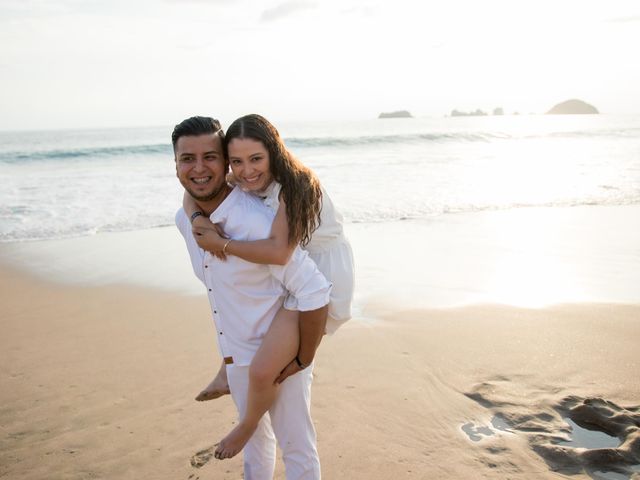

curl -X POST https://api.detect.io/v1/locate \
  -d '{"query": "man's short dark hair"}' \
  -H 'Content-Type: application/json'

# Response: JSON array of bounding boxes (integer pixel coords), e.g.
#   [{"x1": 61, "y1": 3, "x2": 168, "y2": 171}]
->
[{"x1": 171, "y1": 116, "x2": 225, "y2": 154}]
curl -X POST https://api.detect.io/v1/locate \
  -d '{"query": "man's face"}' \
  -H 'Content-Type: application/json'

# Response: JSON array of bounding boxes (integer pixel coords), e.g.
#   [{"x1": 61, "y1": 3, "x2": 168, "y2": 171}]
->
[{"x1": 175, "y1": 133, "x2": 228, "y2": 202}]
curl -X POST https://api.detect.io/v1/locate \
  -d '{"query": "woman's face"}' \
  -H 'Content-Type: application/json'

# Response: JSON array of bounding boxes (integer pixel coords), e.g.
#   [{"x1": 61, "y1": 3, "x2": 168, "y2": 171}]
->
[{"x1": 227, "y1": 137, "x2": 273, "y2": 192}]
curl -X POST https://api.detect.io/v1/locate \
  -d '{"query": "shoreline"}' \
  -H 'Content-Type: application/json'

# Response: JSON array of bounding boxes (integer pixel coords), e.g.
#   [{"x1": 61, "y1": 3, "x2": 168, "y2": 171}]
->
[
  {"x1": 1, "y1": 203, "x2": 640, "y2": 310},
  {"x1": 2, "y1": 263, "x2": 639, "y2": 479},
  {"x1": 2, "y1": 202, "x2": 639, "y2": 478}
]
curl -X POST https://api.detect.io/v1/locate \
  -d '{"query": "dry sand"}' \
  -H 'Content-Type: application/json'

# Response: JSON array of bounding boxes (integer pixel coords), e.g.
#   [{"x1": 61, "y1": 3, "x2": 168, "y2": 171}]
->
[{"x1": 1, "y1": 264, "x2": 639, "y2": 479}]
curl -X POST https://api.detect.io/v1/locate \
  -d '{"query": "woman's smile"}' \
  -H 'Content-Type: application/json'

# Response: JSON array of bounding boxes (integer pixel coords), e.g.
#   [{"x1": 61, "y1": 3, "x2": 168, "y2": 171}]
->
[{"x1": 228, "y1": 137, "x2": 273, "y2": 192}]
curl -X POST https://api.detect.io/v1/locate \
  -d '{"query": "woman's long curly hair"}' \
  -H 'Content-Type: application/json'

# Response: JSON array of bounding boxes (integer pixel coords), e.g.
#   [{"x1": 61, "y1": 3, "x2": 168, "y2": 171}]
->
[{"x1": 224, "y1": 114, "x2": 322, "y2": 247}]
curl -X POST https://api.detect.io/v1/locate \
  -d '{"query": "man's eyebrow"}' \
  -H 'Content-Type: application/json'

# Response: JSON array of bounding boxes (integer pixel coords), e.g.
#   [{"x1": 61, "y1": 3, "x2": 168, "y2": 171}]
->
[{"x1": 178, "y1": 150, "x2": 220, "y2": 158}]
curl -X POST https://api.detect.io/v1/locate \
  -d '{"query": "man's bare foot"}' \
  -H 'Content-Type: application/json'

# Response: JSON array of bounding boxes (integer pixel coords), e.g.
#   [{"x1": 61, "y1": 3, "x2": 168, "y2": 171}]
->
[
  {"x1": 214, "y1": 421, "x2": 258, "y2": 460},
  {"x1": 195, "y1": 367, "x2": 230, "y2": 401}
]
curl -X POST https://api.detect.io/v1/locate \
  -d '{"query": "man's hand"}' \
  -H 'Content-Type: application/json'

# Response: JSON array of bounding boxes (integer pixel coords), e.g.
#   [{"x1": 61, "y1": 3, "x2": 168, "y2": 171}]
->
[{"x1": 275, "y1": 359, "x2": 304, "y2": 384}]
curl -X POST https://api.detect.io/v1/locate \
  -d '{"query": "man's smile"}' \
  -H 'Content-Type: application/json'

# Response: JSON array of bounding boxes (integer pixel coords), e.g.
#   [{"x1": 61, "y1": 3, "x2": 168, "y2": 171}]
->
[{"x1": 192, "y1": 176, "x2": 212, "y2": 184}]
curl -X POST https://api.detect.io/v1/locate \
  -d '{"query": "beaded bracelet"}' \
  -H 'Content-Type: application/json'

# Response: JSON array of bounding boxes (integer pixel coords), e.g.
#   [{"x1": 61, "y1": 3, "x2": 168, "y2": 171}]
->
[{"x1": 190, "y1": 211, "x2": 204, "y2": 223}]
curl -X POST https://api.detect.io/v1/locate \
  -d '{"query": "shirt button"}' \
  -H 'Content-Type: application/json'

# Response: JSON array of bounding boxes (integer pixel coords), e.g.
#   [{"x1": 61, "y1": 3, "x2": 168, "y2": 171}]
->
[
  {"x1": 214, "y1": 310, "x2": 217, "y2": 314},
  {"x1": 205, "y1": 265, "x2": 208, "y2": 268},
  {"x1": 219, "y1": 331, "x2": 223, "y2": 335},
  {"x1": 208, "y1": 289, "x2": 212, "y2": 292}
]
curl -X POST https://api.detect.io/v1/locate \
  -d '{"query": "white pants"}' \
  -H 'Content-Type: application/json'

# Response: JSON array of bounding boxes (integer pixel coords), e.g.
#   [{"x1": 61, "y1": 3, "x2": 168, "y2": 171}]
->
[{"x1": 226, "y1": 364, "x2": 321, "y2": 480}]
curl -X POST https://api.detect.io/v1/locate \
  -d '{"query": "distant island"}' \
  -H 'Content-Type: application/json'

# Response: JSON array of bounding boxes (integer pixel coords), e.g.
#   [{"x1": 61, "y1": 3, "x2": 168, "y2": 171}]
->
[
  {"x1": 449, "y1": 107, "x2": 505, "y2": 117},
  {"x1": 378, "y1": 110, "x2": 413, "y2": 119},
  {"x1": 546, "y1": 99, "x2": 599, "y2": 115},
  {"x1": 451, "y1": 109, "x2": 487, "y2": 117}
]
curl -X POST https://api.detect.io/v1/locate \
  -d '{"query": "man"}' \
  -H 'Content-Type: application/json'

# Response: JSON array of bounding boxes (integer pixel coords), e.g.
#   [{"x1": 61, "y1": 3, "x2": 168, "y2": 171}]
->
[{"x1": 173, "y1": 116, "x2": 330, "y2": 480}]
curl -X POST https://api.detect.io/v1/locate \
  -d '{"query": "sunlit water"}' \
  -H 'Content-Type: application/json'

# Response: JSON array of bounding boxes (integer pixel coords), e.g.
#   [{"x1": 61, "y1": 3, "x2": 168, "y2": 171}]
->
[
  {"x1": 1, "y1": 115, "x2": 639, "y2": 242},
  {"x1": 1, "y1": 115, "x2": 639, "y2": 308}
]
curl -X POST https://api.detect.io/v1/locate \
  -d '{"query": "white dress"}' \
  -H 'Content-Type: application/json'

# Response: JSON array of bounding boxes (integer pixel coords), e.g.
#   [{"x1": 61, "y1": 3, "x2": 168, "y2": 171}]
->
[{"x1": 259, "y1": 181, "x2": 354, "y2": 334}]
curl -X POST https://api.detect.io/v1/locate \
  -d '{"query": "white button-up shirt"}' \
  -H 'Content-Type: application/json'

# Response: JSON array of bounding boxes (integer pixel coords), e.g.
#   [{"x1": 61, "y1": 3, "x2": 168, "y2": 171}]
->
[{"x1": 176, "y1": 186, "x2": 332, "y2": 367}]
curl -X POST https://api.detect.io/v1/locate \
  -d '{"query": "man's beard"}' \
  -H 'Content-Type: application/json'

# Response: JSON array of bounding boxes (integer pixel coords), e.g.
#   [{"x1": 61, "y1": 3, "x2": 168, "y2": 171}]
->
[{"x1": 184, "y1": 181, "x2": 229, "y2": 202}]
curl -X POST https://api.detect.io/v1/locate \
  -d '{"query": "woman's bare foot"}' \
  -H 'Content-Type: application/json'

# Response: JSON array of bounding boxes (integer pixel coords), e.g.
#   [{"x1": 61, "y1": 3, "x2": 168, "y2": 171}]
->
[
  {"x1": 214, "y1": 421, "x2": 258, "y2": 460},
  {"x1": 195, "y1": 366, "x2": 230, "y2": 401}
]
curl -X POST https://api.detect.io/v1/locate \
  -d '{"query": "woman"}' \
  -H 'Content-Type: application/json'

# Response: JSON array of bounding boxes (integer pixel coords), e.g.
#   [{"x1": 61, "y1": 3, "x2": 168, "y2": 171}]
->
[{"x1": 185, "y1": 114, "x2": 354, "y2": 459}]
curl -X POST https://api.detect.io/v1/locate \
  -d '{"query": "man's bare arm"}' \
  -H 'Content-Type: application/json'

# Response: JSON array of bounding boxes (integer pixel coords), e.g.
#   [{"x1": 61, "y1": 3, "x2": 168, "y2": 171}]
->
[{"x1": 275, "y1": 305, "x2": 328, "y2": 384}]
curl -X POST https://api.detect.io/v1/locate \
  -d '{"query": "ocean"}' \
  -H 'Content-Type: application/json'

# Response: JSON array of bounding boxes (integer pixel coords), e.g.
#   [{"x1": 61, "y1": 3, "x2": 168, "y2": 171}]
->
[{"x1": 2, "y1": 114, "x2": 639, "y2": 243}]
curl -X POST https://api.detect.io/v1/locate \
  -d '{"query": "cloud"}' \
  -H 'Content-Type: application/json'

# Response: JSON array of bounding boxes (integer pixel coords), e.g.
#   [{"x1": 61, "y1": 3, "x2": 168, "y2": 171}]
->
[
  {"x1": 0, "y1": 0, "x2": 132, "y2": 21},
  {"x1": 176, "y1": 40, "x2": 215, "y2": 50},
  {"x1": 340, "y1": 5, "x2": 376, "y2": 17},
  {"x1": 606, "y1": 15, "x2": 640, "y2": 23},
  {"x1": 260, "y1": 1, "x2": 316, "y2": 22},
  {"x1": 163, "y1": 0, "x2": 233, "y2": 3}
]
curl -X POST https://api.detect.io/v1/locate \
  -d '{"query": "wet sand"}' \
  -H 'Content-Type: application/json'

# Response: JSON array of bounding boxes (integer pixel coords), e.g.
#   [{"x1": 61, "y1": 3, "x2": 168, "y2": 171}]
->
[{"x1": 1, "y1": 261, "x2": 638, "y2": 479}]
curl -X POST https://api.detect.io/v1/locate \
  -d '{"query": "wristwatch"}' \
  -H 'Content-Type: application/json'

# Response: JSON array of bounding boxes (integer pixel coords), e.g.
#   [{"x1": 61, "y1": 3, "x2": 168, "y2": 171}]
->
[{"x1": 295, "y1": 356, "x2": 310, "y2": 369}]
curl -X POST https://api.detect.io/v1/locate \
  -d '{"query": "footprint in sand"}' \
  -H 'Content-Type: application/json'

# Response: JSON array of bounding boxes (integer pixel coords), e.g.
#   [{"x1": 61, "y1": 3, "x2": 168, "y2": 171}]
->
[
  {"x1": 461, "y1": 422, "x2": 495, "y2": 442},
  {"x1": 465, "y1": 380, "x2": 640, "y2": 480},
  {"x1": 190, "y1": 446, "x2": 216, "y2": 468},
  {"x1": 461, "y1": 415, "x2": 514, "y2": 442}
]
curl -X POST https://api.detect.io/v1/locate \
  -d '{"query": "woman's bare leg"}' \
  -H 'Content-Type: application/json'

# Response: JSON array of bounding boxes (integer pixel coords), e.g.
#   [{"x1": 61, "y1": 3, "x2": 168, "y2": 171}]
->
[
  {"x1": 214, "y1": 307, "x2": 299, "y2": 459},
  {"x1": 195, "y1": 362, "x2": 230, "y2": 401}
]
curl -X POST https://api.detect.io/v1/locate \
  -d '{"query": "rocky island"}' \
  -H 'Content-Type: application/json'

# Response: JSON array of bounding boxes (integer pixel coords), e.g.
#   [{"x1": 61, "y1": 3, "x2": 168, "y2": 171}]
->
[
  {"x1": 546, "y1": 99, "x2": 599, "y2": 114},
  {"x1": 450, "y1": 109, "x2": 487, "y2": 117},
  {"x1": 378, "y1": 110, "x2": 413, "y2": 119}
]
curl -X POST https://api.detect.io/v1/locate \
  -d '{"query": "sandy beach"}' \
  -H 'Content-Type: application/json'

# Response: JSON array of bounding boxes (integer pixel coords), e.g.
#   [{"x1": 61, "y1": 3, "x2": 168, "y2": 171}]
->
[
  {"x1": 3, "y1": 1, "x2": 640, "y2": 476},
  {"x1": 2, "y1": 240, "x2": 639, "y2": 479}
]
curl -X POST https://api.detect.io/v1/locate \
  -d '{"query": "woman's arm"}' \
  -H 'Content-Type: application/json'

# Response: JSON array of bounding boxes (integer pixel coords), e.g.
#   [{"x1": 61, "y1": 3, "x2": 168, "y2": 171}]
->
[
  {"x1": 184, "y1": 191, "x2": 229, "y2": 257},
  {"x1": 225, "y1": 200, "x2": 295, "y2": 266},
  {"x1": 184, "y1": 190, "x2": 296, "y2": 265}
]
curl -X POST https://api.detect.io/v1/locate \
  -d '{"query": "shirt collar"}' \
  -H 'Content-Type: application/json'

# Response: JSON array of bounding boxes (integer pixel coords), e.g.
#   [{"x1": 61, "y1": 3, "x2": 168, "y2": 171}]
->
[{"x1": 256, "y1": 181, "x2": 277, "y2": 200}]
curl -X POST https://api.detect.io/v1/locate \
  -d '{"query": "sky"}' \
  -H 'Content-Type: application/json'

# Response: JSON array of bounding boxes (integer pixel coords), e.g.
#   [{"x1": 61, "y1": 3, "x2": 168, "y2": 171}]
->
[{"x1": 1, "y1": 0, "x2": 639, "y2": 130}]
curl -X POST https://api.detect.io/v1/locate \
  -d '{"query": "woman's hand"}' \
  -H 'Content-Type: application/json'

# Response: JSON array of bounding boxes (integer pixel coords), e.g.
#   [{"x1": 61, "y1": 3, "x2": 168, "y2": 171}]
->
[
  {"x1": 191, "y1": 214, "x2": 214, "y2": 231},
  {"x1": 192, "y1": 222, "x2": 230, "y2": 260}
]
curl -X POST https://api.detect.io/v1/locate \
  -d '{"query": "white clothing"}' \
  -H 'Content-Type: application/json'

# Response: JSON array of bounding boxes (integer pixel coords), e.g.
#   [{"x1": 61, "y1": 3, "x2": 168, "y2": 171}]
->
[
  {"x1": 259, "y1": 181, "x2": 354, "y2": 334},
  {"x1": 176, "y1": 186, "x2": 329, "y2": 479},
  {"x1": 176, "y1": 187, "x2": 331, "y2": 366},
  {"x1": 227, "y1": 364, "x2": 320, "y2": 480}
]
